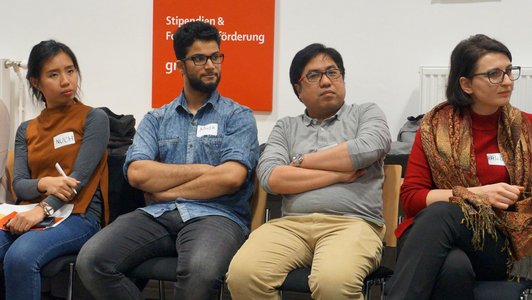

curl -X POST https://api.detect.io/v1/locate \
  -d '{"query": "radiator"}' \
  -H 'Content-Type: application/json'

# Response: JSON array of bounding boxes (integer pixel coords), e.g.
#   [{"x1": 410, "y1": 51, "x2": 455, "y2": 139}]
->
[
  {"x1": 0, "y1": 59, "x2": 30, "y2": 148},
  {"x1": 420, "y1": 66, "x2": 532, "y2": 113}
]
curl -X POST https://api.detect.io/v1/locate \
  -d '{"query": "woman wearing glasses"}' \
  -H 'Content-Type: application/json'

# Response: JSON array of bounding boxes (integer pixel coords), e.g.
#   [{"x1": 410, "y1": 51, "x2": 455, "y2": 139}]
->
[{"x1": 386, "y1": 34, "x2": 531, "y2": 300}]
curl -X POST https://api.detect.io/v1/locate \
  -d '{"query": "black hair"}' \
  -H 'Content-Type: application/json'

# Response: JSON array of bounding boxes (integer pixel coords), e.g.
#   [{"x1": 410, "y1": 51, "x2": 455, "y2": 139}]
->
[
  {"x1": 446, "y1": 34, "x2": 512, "y2": 108},
  {"x1": 173, "y1": 21, "x2": 221, "y2": 60},
  {"x1": 289, "y1": 43, "x2": 345, "y2": 97},
  {"x1": 26, "y1": 40, "x2": 81, "y2": 103}
]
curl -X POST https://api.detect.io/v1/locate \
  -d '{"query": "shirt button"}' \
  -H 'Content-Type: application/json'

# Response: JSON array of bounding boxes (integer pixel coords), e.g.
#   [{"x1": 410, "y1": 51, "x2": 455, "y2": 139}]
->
[
  {"x1": 188, "y1": 144, "x2": 192, "y2": 148},
  {"x1": 191, "y1": 121, "x2": 196, "y2": 125}
]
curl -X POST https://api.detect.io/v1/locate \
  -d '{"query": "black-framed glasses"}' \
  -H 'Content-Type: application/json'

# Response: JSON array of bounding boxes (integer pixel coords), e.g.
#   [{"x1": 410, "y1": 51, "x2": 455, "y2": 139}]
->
[
  {"x1": 182, "y1": 53, "x2": 224, "y2": 66},
  {"x1": 299, "y1": 68, "x2": 342, "y2": 84},
  {"x1": 471, "y1": 66, "x2": 521, "y2": 84}
]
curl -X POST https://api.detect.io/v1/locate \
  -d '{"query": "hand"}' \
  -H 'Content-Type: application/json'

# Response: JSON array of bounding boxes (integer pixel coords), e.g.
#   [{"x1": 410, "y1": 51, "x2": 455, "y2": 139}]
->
[
  {"x1": 38, "y1": 176, "x2": 79, "y2": 202},
  {"x1": 337, "y1": 168, "x2": 368, "y2": 183},
  {"x1": 144, "y1": 191, "x2": 175, "y2": 202},
  {"x1": 6, "y1": 207, "x2": 46, "y2": 235},
  {"x1": 469, "y1": 183, "x2": 523, "y2": 210}
]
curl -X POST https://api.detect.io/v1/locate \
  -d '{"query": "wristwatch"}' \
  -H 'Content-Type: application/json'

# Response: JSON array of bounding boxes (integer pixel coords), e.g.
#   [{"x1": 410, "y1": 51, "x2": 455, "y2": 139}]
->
[
  {"x1": 38, "y1": 201, "x2": 55, "y2": 217},
  {"x1": 291, "y1": 153, "x2": 304, "y2": 167}
]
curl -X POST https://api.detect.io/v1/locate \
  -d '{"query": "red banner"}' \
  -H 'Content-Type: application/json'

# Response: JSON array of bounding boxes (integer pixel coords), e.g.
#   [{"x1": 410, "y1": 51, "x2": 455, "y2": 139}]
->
[{"x1": 152, "y1": 0, "x2": 275, "y2": 111}]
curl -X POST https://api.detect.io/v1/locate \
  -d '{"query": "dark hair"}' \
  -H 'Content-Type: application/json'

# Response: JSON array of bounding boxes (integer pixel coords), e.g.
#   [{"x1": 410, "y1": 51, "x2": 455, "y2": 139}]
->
[
  {"x1": 26, "y1": 40, "x2": 81, "y2": 103},
  {"x1": 289, "y1": 43, "x2": 345, "y2": 97},
  {"x1": 446, "y1": 34, "x2": 512, "y2": 108},
  {"x1": 173, "y1": 21, "x2": 221, "y2": 60}
]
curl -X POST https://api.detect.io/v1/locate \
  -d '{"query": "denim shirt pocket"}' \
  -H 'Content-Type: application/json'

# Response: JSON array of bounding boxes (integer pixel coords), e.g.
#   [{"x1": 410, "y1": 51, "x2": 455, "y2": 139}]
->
[
  {"x1": 198, "y1": 136, "x2": 223, "y2": 165},
  {"x1": 158, "y1": 138, "x2": 181, "y2": 163}
]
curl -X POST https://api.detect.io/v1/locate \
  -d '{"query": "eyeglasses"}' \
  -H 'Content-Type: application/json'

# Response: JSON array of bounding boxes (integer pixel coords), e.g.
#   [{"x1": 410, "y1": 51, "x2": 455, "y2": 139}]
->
[
  {"x1": 182, "y1": 53, "x2": 224, "y2": 66},
  {"x1": 300, "y1": 68, "x2": 342, "y2": 84},
  {"x1": 471, "y1": 66, "x2": 521, "y2": 84}
]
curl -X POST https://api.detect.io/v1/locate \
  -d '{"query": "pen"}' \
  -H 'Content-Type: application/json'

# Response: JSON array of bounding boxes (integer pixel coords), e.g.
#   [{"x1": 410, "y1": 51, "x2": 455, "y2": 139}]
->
[{"x1": 55, "y1": 162, "x2": 77, "y2": 195}]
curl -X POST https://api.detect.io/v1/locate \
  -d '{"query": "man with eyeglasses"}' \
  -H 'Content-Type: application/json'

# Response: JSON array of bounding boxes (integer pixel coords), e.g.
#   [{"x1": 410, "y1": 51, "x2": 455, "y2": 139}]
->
[
  {"x1": 227, "y1": 43, "x2": 391, "y2": 300},
  {"x1": 77, "y1": 21, "x2": 259, "y2": 300}
]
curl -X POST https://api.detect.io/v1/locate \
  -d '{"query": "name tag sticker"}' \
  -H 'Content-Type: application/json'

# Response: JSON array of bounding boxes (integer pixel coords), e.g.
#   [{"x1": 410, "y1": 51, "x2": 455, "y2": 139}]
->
[
  {"x1": 53, "y1": 132, "x2": 75, "y2": 149},
  {"x1": 197, "y1": 123, "x2": 218, "y2": 137},
  {"x1": 487, "y1": 153, "x2": 505, "y2": 166}
]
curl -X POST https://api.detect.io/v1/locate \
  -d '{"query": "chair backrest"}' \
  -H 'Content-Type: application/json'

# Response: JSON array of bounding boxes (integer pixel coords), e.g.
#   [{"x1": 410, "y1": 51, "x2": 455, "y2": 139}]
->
[
  {"x1": 382, "y1": 164, "x2": 402, "y2": 248},
  {"x1": 107, "y1": 154, "x2": 146, "y2": 223},
  {"x1": 249, "y1": 175, "x2": 268, "y2": 232}
]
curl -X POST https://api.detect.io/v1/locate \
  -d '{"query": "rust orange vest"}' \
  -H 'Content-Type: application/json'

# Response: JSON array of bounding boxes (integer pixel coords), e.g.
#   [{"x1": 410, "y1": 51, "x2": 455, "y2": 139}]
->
[{"x1": 22, "y1": 101, "x2": 109, "y2": 225}]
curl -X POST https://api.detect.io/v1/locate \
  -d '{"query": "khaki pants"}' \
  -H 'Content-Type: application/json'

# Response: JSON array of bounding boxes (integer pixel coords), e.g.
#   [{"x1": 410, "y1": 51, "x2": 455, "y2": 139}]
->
[{"x1": 227, "y1": 213, "x2": 384, "y2": 300}]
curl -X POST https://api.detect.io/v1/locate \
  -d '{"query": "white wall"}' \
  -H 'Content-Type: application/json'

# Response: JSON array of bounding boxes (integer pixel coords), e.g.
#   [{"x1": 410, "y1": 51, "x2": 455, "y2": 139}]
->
[{"x1": 1, "y1": 0, "x2": 531, "y2": 143}]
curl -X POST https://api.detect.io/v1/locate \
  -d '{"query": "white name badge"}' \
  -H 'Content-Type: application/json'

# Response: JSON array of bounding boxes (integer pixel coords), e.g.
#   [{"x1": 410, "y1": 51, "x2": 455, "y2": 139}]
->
[
  {"x1": 197, "y1": 123, "x2": 218, "y2": 137},
  {"x1": 53, "y1": 132, "x2": 76, "y2": 149},
  {"x1": 487, "y1": 153, "x2": 505, "y2": 166}
]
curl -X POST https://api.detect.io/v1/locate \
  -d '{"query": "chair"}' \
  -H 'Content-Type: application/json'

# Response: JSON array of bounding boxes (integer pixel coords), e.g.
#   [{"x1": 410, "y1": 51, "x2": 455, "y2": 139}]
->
[
  {"x1": 127, "y1": 176, "x2": 268, "y2": 300},
  {"x1": 475, "y1": 279, "x2": 532, "y2": 300},
  {"x1": 41, "y1": 254, "x2": 78, "y2": 300},
  {"x1": 277, "y1": 164, "x2": 402, "y2": 300}
]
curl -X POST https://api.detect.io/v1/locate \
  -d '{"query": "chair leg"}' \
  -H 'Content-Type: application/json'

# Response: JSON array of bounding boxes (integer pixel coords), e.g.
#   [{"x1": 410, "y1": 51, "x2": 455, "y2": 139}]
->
[
  {"x1": 364, "y1": 280, "x2": 372, "y2": 300},
  {"x1": 521, "y1": 290, "x2": 529, "y2": 300},
  {"x1": 265, "y1": 208, "x2": 271, "y2": 222},
  {"x1": 219, "y1": 282, "x2": 224, "y2": 300},
  {"x1": 380, "y1": 281, "x2": 386, "y2": 300},
  {"x1": 158, "y1": 280, "x2": 166, "y2": 300},
  {"x1": 67, "y1": 262, "x2": 74, "y2": 300}
]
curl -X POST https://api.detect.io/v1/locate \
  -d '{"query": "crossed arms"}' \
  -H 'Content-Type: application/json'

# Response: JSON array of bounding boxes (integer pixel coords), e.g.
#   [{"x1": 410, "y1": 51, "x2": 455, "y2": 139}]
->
[
  {"x1": 260, "y1": 103, "x2": 391, "y2": 195},
  {"x1": 128, "y1": 160, "x2": 247, "y2": 201},
  {"x1": 267, "y1": 143, "x2": 367, "y2": 195},
  {"x1": 125, "y1": 105, "x2": 258, "y2": 202}
]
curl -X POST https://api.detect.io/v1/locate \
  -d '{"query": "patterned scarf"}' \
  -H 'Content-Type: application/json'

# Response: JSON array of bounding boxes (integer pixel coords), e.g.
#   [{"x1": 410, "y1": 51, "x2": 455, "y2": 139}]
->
[{"x1": 420, "y1": 102, "x2": 531, "y2": 260}]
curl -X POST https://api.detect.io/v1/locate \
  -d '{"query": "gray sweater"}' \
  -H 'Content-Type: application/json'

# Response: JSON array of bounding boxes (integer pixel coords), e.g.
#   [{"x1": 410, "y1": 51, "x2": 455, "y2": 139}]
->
[{"x1": 257, "y1": 102, "x2": 391, "y2": 225}]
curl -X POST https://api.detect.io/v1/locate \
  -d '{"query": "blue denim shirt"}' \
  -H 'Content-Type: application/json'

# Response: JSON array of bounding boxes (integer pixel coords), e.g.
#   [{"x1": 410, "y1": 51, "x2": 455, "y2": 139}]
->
[{"x1": 124, "y1": 90, "x2": 259, "y2": 235}]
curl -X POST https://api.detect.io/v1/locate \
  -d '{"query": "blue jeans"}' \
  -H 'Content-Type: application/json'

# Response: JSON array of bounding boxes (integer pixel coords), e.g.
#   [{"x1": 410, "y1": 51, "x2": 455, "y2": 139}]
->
[
  {"x1": 0, "y1": 214, "x2": 100, "y2": 300},
  {"x1": 76, "y1": 209, "x2": 246, "y2": 300}
]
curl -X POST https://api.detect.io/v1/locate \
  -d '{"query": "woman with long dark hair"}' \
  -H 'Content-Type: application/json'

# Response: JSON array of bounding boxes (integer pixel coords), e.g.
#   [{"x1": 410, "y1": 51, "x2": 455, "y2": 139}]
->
[{"x1": 2, "y1": 40, "x2": 109, "y2": 299}]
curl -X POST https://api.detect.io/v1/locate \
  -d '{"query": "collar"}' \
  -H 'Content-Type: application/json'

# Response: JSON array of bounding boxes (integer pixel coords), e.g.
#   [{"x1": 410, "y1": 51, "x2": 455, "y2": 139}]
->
[
  {"x1": 175, "y1": 90, "x2": 220, "y2": 114},
  {"x1": 468, "y1": 106, "x2": 501, "y2": 131},
  {"x1": 302, "y1": 103, "x2": 345, "y2": 126}
]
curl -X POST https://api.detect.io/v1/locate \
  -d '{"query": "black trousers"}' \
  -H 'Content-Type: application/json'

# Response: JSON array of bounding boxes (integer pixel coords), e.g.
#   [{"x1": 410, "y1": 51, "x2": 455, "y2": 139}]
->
[{"x1": 385, "y1": 202, "x2": 509, "y2": 300}]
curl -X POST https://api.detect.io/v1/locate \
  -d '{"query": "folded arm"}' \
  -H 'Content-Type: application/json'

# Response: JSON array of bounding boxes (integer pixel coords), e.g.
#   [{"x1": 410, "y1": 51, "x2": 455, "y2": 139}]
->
[
  {"x1": 296, "y1": 104, "x2": 391, "y2": 172},
  {"x1": 144, "y1": 161, "x2": 247, "y2": 201},
  {"x1": 296, "y1": 142, "x2": 353, "y2": 172},
  {"x1": 127, "y1": 160, "x2": 214, "y2": 193},
  {"x1": 267, "y1": 165, "x2": 366, "y2": 194}
]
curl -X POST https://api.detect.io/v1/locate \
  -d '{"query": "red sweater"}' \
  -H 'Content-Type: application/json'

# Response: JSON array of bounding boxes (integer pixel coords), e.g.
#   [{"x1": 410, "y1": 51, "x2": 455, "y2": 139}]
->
[{"x1": 395, "y1": 109, "x2": 532, "y2": 238}]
